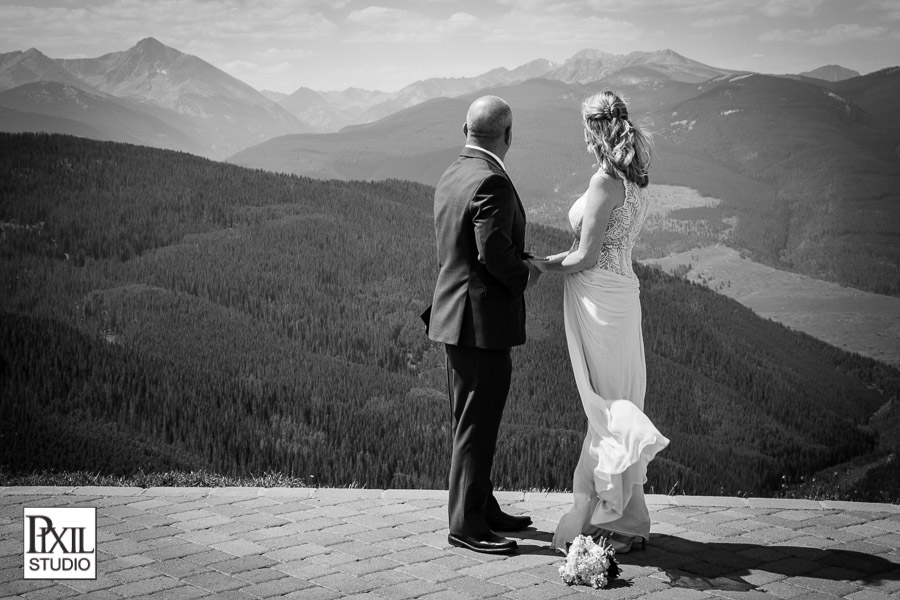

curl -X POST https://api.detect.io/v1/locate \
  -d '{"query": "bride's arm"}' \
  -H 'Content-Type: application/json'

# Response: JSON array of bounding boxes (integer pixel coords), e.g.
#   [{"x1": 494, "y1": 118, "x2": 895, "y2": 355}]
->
[
  {"x1": 533, "y1": 241, "x2": 576, "y2": 269},
  {"x1": 539, "y1": 172, "x2": 623, "y2": 274}
]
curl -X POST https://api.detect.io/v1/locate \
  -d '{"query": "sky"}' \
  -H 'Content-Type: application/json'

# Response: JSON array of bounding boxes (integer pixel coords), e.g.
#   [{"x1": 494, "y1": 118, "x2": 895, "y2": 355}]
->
[{"x1": 1, "y1": 0, "x2": 898, "y2": 93}]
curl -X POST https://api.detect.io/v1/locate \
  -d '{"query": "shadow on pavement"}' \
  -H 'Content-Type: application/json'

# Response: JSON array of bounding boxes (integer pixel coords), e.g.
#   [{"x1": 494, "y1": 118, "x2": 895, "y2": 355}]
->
[
  {"x1": 511, "y1": 527, "x2": 559, "y2": 556},
  {"x1": 623, "y1": 534, "x2": 899, "y2": 592}
]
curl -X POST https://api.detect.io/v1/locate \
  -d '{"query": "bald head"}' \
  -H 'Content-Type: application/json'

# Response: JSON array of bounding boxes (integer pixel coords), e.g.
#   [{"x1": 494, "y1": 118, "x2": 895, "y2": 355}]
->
[{"x1": 464, "y1": 95, "x2": 512, "y2": 157}]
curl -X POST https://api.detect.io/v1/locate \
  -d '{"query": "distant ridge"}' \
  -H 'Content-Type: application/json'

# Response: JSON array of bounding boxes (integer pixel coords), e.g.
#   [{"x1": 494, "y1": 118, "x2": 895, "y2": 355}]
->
[
  {"x1": 799, "y1": 64, "x2": 861, "y2": 82},
  {"x1": 0, "y1": 80, "x2": 208, "y2": 155},
  {"x1": 260, "y1": 89, "x2": 288, "y2": 102},
  {"x1": 828, "y1": 66, "x2": 900, "y2": 132},
  {"x1": 279, "y1": 86, "x2": 352, "y2": 132},
  {"x1": 545, "y1": 48, "x2": 732, "y2": 85},
  {"x1": 0, "y1": 37, "x2": 307, "y2": 157},
  {"x1": 282, "y1": 48, "x2": 730, "y2": 130},
  {"x1": 0, "y1": 47, "x2": 91, "y2": 92}
]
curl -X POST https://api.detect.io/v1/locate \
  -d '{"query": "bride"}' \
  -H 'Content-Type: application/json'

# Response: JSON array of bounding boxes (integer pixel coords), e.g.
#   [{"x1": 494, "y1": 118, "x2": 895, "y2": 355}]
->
[{"x1": 533, "y1": 90, "x2": 669, "y2": 554}]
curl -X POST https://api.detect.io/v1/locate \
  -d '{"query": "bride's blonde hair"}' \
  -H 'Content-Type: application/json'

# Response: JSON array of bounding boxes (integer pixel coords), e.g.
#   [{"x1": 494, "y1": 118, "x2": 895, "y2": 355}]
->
[{"x1": 582, "y1": 91, "x2": 652, "y2": 187}]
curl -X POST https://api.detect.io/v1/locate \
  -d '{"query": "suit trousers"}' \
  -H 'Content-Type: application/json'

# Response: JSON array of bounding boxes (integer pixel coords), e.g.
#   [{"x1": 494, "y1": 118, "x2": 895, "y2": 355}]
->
[{"x1": 445, "y1": 343, "x2": 512, "y2": 537}]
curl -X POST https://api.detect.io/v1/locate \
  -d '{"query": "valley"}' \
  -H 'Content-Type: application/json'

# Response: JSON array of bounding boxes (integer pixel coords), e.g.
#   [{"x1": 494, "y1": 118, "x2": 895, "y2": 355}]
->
[
  {"x1": 637, "y1": 185, "x2": 900, "y2": 368},
  {"x1": 643, "y1": 245, "x2": 900, "y2": 368}
]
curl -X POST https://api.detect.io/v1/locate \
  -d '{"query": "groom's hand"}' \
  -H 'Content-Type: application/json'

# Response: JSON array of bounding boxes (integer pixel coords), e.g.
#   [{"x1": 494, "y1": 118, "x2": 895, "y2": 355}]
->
[{"x1": 526, "y1": 260, "x2": 542, "y2": 289}]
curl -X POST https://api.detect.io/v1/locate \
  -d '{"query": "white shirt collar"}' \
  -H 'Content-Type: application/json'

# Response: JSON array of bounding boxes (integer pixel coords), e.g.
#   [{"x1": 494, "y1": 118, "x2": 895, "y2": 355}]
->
[{"x1": 465, "y1": 144, "x2": 506, "y2": 171}]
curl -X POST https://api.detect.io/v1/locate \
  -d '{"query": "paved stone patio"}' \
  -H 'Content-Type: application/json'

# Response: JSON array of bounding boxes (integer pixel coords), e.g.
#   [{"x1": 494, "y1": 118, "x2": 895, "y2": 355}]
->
[{"x1": 1, "y1": 487, "x2": 898, "y2": 599}]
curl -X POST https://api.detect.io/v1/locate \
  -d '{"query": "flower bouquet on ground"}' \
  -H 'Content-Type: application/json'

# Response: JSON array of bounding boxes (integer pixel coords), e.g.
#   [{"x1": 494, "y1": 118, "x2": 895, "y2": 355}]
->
[{"x1": 559, "y1": 534, "x2": 620, "y2": 589}]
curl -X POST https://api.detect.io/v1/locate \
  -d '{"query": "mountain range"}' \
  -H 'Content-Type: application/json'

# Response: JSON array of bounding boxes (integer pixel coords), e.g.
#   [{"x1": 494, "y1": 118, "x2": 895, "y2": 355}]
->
[
  {"x1": 0, "y1": 36, "x2": 845, "y2": 152},
  {"x1": 268, "y1": 49, "x2": 732, "y2": 132},
  {"x1": 0, "y1": 38, "x2": 308, "y2": 157}
]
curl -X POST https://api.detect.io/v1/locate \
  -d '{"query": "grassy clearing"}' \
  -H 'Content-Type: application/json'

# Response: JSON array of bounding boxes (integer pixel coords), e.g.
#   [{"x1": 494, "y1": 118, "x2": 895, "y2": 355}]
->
[
  {"x1": 0, "y1": 469, "x2": 311, "y2": 488},
  {"x1": 643, "y1": 245, "x2": 900, "y2": 368}
]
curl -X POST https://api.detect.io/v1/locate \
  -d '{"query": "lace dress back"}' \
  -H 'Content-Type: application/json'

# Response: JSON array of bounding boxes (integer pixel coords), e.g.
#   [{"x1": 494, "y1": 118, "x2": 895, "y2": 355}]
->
[{"x1": 568, "y1": 179, "x2": 650, "y2": 279}]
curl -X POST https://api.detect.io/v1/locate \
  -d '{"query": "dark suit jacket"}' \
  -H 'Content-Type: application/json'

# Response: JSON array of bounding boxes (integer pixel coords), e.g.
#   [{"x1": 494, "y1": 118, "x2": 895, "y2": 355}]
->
[{"x1": 427, "y1": 146, "x2": 529, "y2": 349}]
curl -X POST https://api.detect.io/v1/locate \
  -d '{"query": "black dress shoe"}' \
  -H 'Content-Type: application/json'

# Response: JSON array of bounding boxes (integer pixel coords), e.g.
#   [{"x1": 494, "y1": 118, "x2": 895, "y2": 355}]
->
[
  {"x1": 486, "y1": 512, "x2": 532, "y2": 531},
  {"x1": 448, "y1": 532, "x2": 517, "y2": 554}
]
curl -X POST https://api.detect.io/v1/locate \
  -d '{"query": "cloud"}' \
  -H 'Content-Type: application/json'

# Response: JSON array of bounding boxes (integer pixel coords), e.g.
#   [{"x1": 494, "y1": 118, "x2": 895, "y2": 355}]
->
[
  {"x1": 0, "y1": 0, "x2": 338, "y2": 55},
  {"x1": 494, "y1": 0, "x2": 828, "y2": 22},
  {"x1": 574, "y1": 0, "x2": 766, "y2": 14},
  {"x1": 559, "y1": 0, "x2": 833, "y2": 18},
  {"x1": 223, "y1": 59, "x2": 258, "y2": 72},
  {"x1": 223, "y1": 58, "x2": 306, "y2": 91},
  {"x1": 308, "y1": 61, "x2": 458, "y2": 91},
  {"x1": 345, "y1": 5, "x2": 409, "y2": 25},
  {"x1": 255, "y1": 48, "x2": 317, "y2": 61},
  {"x1": 454, "y1": 2, "x2": 648, "y2": 46},
  {"x1": 566, "y1": 0, "x2": 719, "y2": 12},
  {"x1": 692, "y1": 14, "x2": 749, "y2": 27},
  {"x1": 344, "y1": 7, "x2": 481, "y2": 43},
  {"x1": 579, "y1": 0, "x2": 720, "y2": 10},
  {"x1": 869, "y1": 0, "x2": 900, "y2": 20},
  {"x1": 760, "y1": 23, "x2": 890, "y2": 45},
  {"x1": 494, "y1": 9, "x2": 644, "y2": 45},
  {"x1": 343, "y1": 4, "x2": 644, "y2": 47},
  {"x1": 222, "y1": 48, "x2": 317, "y2": 90},
  {"x1": 0, "y1": 4, "x2": 94, "y2": 52},
  {"x1": 759, "y1": 0, "x2": 825, "y2": 17}
]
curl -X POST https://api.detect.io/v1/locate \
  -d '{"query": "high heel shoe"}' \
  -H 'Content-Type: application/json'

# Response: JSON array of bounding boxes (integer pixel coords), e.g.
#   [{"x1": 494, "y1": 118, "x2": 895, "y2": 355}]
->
[{"x1": 593, "y1": 530, "x2": 645, "y2": 554}]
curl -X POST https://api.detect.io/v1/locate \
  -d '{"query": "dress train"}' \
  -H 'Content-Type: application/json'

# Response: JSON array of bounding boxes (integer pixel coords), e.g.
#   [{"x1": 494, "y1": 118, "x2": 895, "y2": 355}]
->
[{"x1": 552, "y1": 266, "x2": 669, "y2": 553}]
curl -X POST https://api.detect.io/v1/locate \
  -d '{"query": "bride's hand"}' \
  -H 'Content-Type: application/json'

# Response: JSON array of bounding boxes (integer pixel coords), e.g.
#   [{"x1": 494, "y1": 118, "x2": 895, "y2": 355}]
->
[{"x1": 529, "y1": 257, "x2": 550, "y2": 272}]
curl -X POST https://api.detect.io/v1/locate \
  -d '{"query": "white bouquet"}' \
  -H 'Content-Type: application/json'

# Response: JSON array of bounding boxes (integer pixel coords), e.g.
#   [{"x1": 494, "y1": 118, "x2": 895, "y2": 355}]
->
[{"x1": 558, "y1": 534, "x2": 620, "y2": 589}]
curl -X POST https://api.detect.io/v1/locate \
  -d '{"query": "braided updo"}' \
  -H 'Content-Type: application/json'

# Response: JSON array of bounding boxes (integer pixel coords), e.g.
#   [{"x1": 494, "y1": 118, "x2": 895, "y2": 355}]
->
[{"x1": 582, "y1": 91, "x2": 652, "y2": 187}]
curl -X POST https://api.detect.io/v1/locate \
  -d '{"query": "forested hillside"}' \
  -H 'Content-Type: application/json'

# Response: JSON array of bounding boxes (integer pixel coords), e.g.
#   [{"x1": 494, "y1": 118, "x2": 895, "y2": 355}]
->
[
  {"x1": 652, "y1": 73, "x2": 900, "y2": 297},
  {"x1": 2, "y1": 133, "x2": 898, "y2": 501}
]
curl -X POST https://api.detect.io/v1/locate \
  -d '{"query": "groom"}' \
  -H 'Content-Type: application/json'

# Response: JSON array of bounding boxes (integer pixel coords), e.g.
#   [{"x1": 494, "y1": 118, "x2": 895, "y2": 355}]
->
[{"x1": 425, "y1": 95, "x2": 540, "y2": 554}]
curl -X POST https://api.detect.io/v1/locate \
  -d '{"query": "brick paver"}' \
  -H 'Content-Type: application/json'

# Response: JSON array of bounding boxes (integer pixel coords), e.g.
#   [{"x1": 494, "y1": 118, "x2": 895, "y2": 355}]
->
[{"x1": 1, "y1": 488, "x2": 897, "y2": 599}]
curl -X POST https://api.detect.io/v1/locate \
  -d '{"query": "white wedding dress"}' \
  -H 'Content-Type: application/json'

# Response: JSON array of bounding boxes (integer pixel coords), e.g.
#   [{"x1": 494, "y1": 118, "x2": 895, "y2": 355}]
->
[{"x1": 552, "y1": 178, "x2": 670, "y2": 553}]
